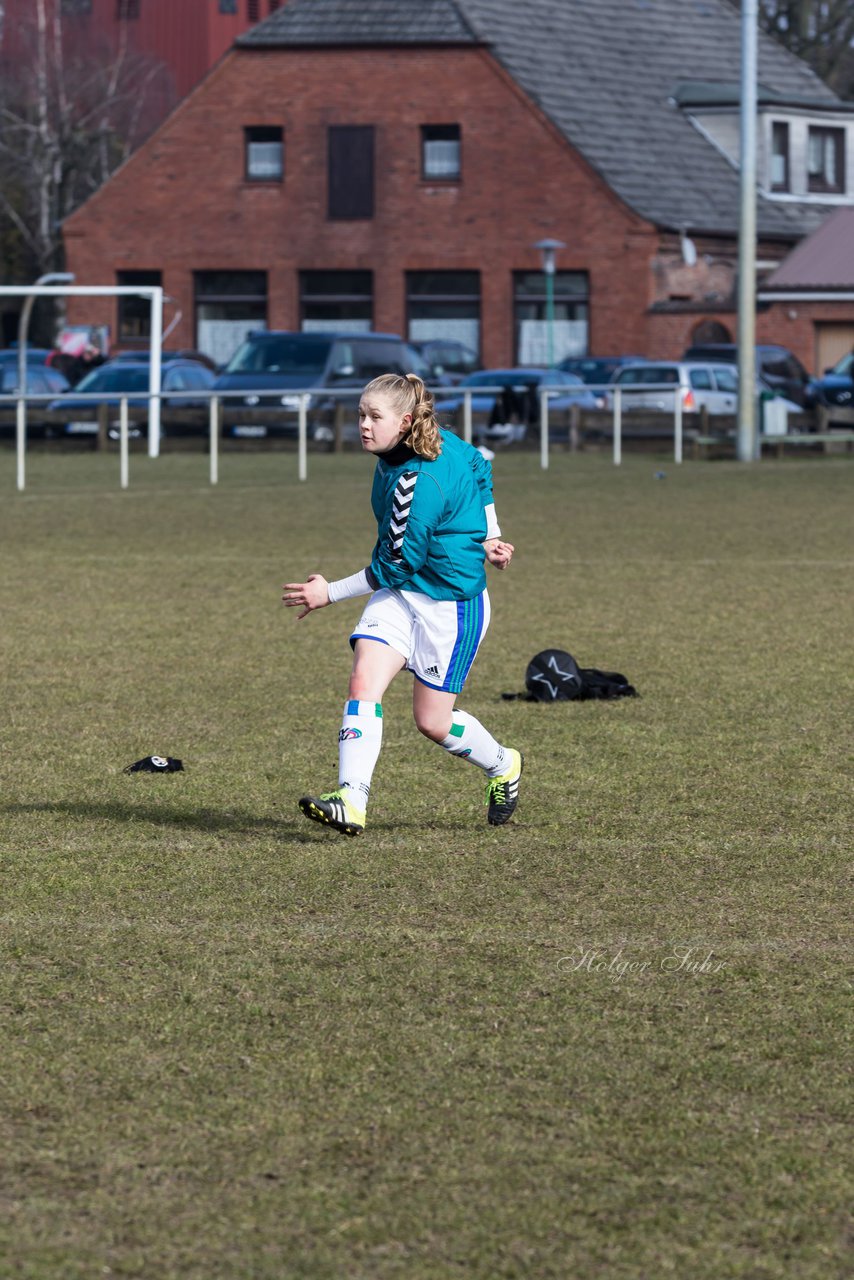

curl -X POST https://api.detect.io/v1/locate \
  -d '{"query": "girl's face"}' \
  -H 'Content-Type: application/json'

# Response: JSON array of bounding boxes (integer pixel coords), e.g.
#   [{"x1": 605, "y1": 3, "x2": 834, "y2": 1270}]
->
[{"x1": 358, "y1": 392, "x2": 411, "y2": 454}]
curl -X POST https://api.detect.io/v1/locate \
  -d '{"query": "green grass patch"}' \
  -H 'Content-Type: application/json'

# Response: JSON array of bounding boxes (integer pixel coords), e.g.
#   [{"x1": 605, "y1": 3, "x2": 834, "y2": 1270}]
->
[{"x1": 1, "y1": 449, "x2": 852, "y2": 1278}]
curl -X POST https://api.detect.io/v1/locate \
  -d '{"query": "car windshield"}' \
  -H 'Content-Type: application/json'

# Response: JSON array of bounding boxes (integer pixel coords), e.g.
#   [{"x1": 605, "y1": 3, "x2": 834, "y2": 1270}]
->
[
  {"x1": 830, "y1": 352, "x2": 852, "y2": 376},
  {"x1": 74, "y1": 365, "x2": 152, "y2": 393},
  {"x1": 561, "y1": 359, "x2": 615, "y2": 384},
  {"x1": 617, "y1": 366, "x2": 679, "y2": 385},
  {"x1": 224, "y1": 335, "x2": 332, "y2": 376}
]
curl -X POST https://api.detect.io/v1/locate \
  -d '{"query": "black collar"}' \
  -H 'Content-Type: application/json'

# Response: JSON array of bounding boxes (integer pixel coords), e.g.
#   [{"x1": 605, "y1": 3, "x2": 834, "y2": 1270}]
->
[{"x1": 379, "y1": 438, "x2": 418, "y2": 466}]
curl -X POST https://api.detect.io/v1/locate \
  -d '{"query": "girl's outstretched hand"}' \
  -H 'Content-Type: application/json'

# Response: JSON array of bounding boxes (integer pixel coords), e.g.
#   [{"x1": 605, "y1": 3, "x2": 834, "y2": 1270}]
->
[
  {"x1": 484, "y1": 538, "x2": 515, "y2": 570},
  {"x1": 282, "y1": 573, "x2": 330, "y2": 619}
]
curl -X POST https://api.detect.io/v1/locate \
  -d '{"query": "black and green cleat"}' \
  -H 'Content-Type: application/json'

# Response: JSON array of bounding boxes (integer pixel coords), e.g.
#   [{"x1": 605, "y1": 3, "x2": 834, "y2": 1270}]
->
[
  {"x1": 298, "y1": 790, "x2": 366, "y2": 837},
  {"x1": 485, "y1": 749, "x2": 523, "y2": 826}
]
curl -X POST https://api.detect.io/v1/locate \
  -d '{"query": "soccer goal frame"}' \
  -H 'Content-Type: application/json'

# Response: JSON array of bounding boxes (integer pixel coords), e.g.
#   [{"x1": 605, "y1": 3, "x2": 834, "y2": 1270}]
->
[{"x1": 0, "y1": 285, "x2": 165, "y2": 488}]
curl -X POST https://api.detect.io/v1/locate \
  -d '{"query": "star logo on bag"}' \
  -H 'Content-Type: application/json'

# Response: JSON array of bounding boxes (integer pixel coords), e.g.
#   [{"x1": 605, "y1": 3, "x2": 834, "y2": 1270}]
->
[{"x1": 530, "y1": 654, "x2": 579, "y2": 699}]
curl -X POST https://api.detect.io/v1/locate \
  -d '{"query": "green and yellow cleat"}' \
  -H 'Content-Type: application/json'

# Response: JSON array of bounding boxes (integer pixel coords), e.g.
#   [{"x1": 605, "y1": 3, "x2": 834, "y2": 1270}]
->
[
  {"x1": 485, "y1": 749, "x2": 523, "y2": 826},
  {"x1": 298, "y1": 790, "x2": 366, "y2": 837}
]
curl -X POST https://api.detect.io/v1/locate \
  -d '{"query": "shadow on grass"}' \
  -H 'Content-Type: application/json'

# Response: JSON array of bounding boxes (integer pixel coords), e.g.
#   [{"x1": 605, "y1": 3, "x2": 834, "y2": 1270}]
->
[
  {"x1": 1, "y1": 801, "x2": 471, "y2": 841},
  {"x1": 2, "y1": 800, "x2": 301, "y2": 838}
]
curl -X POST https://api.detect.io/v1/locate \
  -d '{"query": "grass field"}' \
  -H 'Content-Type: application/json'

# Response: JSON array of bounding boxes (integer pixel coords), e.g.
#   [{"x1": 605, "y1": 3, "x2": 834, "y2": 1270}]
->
[{"x1": 1, "y1": 447, "x2": 852, "y2": 1280}]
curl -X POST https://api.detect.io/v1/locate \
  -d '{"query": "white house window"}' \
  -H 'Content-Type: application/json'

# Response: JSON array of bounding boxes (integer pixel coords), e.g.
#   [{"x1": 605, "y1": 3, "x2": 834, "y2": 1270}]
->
[
  {"x1": 245, "y1": 126, "x2": 283, "y2": 181},
  {"x1": 807, "y1": 126, "x2": 845, "y2": 194},
  {"x1": 195, "y1": 271, "x2": 267, "y2": 366},
  {"x1": 421, "y1": 125, "x2": 461, "y2": 181},
  {"x1": 770, "y1": 121, "x2": 789, "y2": 192}
]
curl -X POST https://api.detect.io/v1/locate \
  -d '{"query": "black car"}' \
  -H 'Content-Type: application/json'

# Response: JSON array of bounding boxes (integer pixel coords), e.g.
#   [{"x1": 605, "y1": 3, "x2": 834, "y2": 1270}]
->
[
  {"x1": 805, "y1": 350, "x2": 854, "y2": 419},
  {"x1": 47, "y1": 358, "x2": 216, "y2": 438},
  {"x1": 681, "y1": 343, "x2": 810, "y2": 407},
  {"x1": 213, "y1": 330, "x2": 429, "y2": 440}
]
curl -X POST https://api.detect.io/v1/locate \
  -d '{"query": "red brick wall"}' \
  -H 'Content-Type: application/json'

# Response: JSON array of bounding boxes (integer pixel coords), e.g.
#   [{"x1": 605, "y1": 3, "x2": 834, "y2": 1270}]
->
[
  {"x1": 646, "y1": 300, "x2": 854, "y2": 375},
  {"x1": 63, "y1": 45, "x2": 658, "y2": 365},
  {"x1": 757, "y1": 300, "x2": 854, "y2": 375}
]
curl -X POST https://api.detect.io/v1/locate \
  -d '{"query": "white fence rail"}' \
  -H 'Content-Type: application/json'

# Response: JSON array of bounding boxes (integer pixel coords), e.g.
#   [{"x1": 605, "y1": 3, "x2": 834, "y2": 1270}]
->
[{"x1": 1, "y1": 381, "x2": 786, "y2": 491}]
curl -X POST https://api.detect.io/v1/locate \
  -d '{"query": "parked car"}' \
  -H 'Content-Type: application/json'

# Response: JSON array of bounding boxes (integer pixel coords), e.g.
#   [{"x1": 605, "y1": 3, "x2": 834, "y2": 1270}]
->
[
  {"x1": 0, "y1": 347, "x2": 55, "y2": 367},
  {"x1": 805, "y1": 350, "x2": 854, "y2": 420},
  {"x1": 111, "y1": 348, "x2": 219, "y2": 373},
  {"x1": 435, "y1": 367, "x2": 598, "y2": 442},
  {"x1": 0, "y1": 363, "x2": 71, "y2": 438},
  {"x1": 212, "y1": 330, "x2": 429, "y2": 440},
  {"x1": 411, "y1": 339, "x2": 480, "y2": 385},
  {"x1": 47, "y1": 357, "x2": 216, "y2": 438},
  {"x1": 558, "y1": 355, "x2": 647, "y2": 404},
  {"x1": 681, "y1": 343, "x2": 810, "y2": 406},
  {"x1": 609, "y1": 361, "x2": 802, "y2": 422}
]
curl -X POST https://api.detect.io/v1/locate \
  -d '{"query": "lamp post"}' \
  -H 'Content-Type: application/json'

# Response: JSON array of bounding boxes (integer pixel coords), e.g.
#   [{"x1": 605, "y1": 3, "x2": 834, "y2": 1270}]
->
[
  {"x1": 17, "y1": 272, "x2": 75, "y2": 395},
  {"x1": 16, "y1": 272, "x2": 75, "y2": 493},
  {"x1": 534, "y1": 238, "x2": 565, "y2": 368},
  {"x1": 736, "y1": 0, "x2": 758, "y2": 461}
]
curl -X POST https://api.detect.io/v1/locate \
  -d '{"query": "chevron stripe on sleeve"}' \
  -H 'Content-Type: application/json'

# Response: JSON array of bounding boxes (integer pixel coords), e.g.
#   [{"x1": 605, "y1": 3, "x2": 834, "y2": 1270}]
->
[{"x1": 388, "y1": 470, "x2": 418, "y2": 559}]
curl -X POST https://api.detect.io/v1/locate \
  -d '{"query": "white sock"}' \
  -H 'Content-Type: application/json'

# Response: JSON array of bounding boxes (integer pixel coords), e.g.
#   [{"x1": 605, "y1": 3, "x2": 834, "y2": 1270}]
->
[
  {"x1": 439, "y1": 709, "x2": 508, "y2": 776},
  {"x1": 338, "y1": 700, "x2": 383, "y2": 810}
]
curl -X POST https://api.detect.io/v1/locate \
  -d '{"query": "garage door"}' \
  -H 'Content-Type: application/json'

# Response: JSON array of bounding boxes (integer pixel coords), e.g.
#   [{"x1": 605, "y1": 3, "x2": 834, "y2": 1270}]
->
[{"x1": 815, "y1": 324, "x2": 854, "y2": 374}]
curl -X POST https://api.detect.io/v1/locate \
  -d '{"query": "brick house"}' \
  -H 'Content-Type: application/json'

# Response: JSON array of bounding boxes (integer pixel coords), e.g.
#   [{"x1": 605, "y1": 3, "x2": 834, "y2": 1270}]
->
[
  {"x1": 759, "y1": 205, "x2": 854, "y2": 375},
  {"x1": 61, "y1": 0, "x2": 854, "y2": 372}
]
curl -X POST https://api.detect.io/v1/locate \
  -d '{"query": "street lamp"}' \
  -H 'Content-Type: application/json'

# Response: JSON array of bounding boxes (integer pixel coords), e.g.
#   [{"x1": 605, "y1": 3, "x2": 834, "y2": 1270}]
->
[
  {"x1": 17, "y1": 272, "x2": 76, "y2": 394},
  {"x1": 534, "y1": 238, "x2": 565, "y2": 368}
]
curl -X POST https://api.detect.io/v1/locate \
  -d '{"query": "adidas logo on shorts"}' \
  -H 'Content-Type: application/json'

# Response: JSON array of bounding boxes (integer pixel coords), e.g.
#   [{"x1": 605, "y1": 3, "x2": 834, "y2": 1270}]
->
[{"x1": 425, "y1": 664, "x2": 440, "y2": 677}]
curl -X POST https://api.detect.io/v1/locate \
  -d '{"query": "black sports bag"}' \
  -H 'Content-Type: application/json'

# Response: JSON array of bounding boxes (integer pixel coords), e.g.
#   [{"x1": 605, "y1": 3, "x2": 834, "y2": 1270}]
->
[{"x1": 503, "y1": 649, "x2": 638, "y2": 702}]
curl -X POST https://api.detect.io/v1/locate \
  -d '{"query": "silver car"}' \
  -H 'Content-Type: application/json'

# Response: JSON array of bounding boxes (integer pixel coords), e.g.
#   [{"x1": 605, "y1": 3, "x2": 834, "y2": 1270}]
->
[{"x1": 609, "y1": 361, "x2": 742, "y2": 415}]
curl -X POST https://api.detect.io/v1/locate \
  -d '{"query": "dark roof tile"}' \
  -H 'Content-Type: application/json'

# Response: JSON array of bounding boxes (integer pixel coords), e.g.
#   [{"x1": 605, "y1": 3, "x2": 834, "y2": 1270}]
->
[{"x1": 239, "y1": 0, "x2": 479, "y2": 46}]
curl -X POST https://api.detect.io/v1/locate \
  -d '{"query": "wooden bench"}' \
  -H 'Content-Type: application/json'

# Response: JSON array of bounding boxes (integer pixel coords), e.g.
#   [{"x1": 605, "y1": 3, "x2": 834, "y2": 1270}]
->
[{"x1": 761, "y1": 432, "x2": 854, "y2": 457}]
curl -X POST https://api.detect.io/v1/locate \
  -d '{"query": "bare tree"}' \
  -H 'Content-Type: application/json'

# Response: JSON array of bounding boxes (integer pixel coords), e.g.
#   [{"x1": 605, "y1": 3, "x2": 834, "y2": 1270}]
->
[
  {"x1": 0, "y1": 0, "x2": 173, "y2": 281},
  {"x1": 730, "y1": 1, "x2": 854, "y2": 99}
]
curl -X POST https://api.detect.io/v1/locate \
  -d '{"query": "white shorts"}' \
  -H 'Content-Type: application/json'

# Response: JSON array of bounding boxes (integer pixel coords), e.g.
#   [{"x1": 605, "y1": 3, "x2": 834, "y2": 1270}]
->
[{"x1": 350, "y1": 588, "x2": 491, "y2": 694}]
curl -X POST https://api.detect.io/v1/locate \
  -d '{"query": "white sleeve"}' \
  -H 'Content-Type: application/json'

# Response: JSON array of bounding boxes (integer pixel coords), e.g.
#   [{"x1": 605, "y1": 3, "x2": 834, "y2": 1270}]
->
[
  {"x1": 484, "y1": 502, "x2": 501, "y2": 540},
  {"x1": 327, "y1": 568, "x2": 374, "y2": 603}
]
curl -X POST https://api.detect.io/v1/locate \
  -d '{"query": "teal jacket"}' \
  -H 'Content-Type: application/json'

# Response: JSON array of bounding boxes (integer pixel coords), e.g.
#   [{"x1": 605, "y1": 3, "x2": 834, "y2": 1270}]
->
[{"x1": 366, "y1": 430, "x2": 494, "y2": 601}]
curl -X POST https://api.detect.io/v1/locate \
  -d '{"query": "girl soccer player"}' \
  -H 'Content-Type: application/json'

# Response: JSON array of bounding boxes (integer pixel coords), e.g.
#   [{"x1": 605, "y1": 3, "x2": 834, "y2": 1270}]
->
[{"x1": 282, "y1": 372, "x2": 522, "y2": 835}]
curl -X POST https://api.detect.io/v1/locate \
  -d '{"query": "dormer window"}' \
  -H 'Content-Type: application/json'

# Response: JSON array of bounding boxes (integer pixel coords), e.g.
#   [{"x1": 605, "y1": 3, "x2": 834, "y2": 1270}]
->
[
  {"x1": 807, "y1": 127, "x2": 845, "y2": 194},
  {"x1": 770, "y1": 121, "x2": 789, "y2": 192}
]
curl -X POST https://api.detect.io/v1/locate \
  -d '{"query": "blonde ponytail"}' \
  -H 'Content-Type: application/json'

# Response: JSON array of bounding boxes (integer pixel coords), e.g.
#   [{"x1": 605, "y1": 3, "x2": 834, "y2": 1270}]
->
[{"x1": 363, "y1": 372, "x2": 442, "y2": 460}]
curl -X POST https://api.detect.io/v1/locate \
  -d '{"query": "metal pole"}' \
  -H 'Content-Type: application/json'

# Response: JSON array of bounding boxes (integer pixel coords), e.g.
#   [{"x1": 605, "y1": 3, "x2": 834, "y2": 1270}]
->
[
  {"x1": 674, "y1": 391, "x2": 683, "y2": 464},
  {"x1": 298, "y1": 393, "x2": 308, "y2": 481},
  {"x1": 148, "y1": 288, "x2": 163, "y2": 458},
  {"x1": 462, "y1": 389, "x2": 472, "y2": 444},
  {"x1": 613, "y1": 385, "x2": 622, "y2": 466},
  {"x1": 545, "y1": 270, "x2": 555, "y2": 370},
  {"x1": 16, "y1": 396, "x2": 26, "y2": 492},
  {"x1": 119, "y1": 397, "x2": 129, "y2": 489},
  {"x1": 737, "y1": 0, "x2": 758, "y2": 462},
  {"x1": 16, "y1": 293, "x2": 38, "y2": 493},
  {"x1": 539, "y1": 387, "x2": 549, "y2": 470},
  {"x1": 15, "y1": 274, "x2": 76, "y2": 488},
  {"x1": 17, "y1": 296, "x2": 35, "y2": 417},
  {"x1": 534, "y1": 239, "x2": 564, "y2": 370},
  {"x1": 209, "y1": 396, "x2": 220, "y2": 486}
]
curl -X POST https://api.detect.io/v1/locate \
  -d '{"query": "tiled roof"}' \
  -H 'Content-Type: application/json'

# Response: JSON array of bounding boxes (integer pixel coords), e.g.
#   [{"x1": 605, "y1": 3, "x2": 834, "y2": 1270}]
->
[
  {"x1": 240, "y1": 0, "x2": 847, "y2": 239},
  {"x1": 763, "y1": 206, "x2": 854, "y2": 290},
  {"x1": 239, "y1": 0, "x2": 480, "y2": 46}
]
